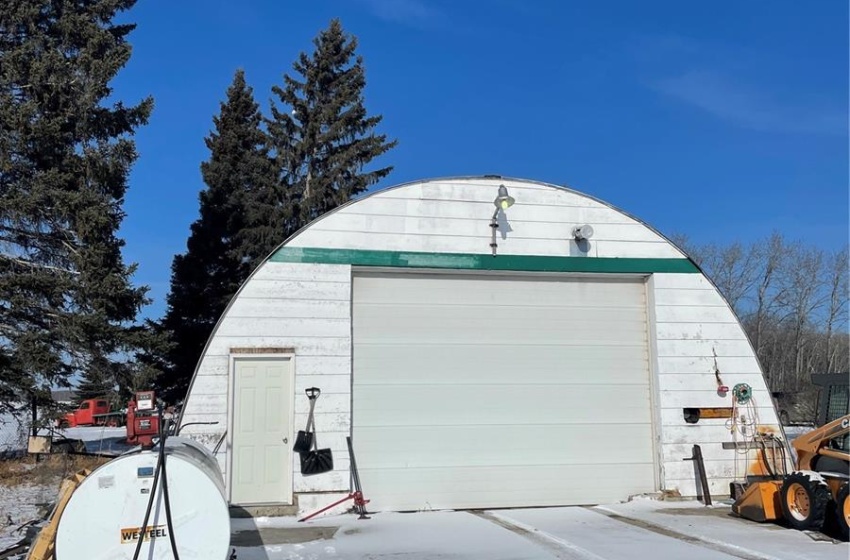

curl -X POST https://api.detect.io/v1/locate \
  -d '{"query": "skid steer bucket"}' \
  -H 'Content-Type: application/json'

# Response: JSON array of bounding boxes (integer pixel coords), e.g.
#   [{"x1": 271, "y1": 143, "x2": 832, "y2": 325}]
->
[{"x1": 731, "y1": 479, "x2": 783, "y2": 523}]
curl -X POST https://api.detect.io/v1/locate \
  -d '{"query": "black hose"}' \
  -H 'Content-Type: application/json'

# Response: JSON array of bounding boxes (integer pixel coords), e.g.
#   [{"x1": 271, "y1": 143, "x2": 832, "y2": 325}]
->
[
  {"x1": 132, "y1": 405, "x2": 181, "y2": 560},
  {"x1": 758, "y1": 441, "x2": 768, "y2": 476},
  {"x1": 213, "y1": 431, "x2": 227, "y2": 455},
  {"x1": 759, "y1": 435, "x2": 790, "y2": 480},
  {"x1": 777, "y1": 436, "x2": 788, "y2": 476},
  {"x1": 759, "y1": 440, "x2": 777, "y2": 479},
  {"x1": 160, "y1": 426, "x2": 180, "y2": 560},
  {"x1": 176, "y1": 421, "x2": 218, "y2": 436},
  {"x1": 132, "y1": 424, "x2": 165, "y2": 560}
]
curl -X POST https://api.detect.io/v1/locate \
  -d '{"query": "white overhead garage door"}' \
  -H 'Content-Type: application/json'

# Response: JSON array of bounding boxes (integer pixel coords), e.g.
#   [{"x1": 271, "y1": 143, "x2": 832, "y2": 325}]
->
[{"x1": 352, "y1": 272, "x2": 656, "y2": 511}]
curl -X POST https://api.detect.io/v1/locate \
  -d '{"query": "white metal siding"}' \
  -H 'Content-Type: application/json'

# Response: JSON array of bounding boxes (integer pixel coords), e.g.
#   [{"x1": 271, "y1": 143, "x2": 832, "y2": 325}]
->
[
  {"x1": 651, "y1": 273, "x2": 781, "y2": 496},
  {"x1": 352, "y1": 273, "x2": 656, "y2": 511},
  {"x1": 180, "y1": 177, "x2": 782, "y2": 507},
  {"x1": 288, "y1": 179, "x2": 684, "y2": 259},
  {"x1": 178, "y1": 262, "x2": 353, "y2": 491}
]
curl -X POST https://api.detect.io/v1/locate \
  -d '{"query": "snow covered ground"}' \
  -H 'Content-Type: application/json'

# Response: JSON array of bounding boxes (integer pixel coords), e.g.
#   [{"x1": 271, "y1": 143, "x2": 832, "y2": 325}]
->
[
  {"x1": 3, "y1": 425, "x2": 847, "y2": 559},
  {"x1": 234, "y1": 501, "x2": 847, "y2": 560},
  {"x1": 59, "y1": 426, "x2": 135, "y2": 455},
  {"x1": 3, "y1": 483, "x2": 847, "y2": 559},
  {"x1": 1, "y1": 416, "x2": 132, "y2": 458},
  {"x1": 0, "y1": 411, "x2": 29, "y2": 459},
  {"x1": 0, "y1": 481, "x2": 55, "y2": 553},
  {"x1": 0, "y1": 426, "x2": 129, "y2": 556},
  {"x1": 783, "y1": 424, "x2": 817, "y2": 442},
  {"x1": 232, "y1": 510, "x2": 554, "y2": 560},
  {"x1": 500, "y1": 499, "x2": 845, "y2": 560}
]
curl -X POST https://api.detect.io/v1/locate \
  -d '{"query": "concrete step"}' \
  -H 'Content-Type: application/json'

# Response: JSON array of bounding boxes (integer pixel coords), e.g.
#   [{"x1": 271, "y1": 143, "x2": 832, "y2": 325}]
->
[{"x1": 229, "y1": 499, "x2": 299, "y2": 519}]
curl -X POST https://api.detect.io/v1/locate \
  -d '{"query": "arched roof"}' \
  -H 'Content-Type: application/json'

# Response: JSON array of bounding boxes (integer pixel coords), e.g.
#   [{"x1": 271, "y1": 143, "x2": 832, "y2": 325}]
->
[{"x1": 179, "y1": 175, "x2": 753, "y2": 413}]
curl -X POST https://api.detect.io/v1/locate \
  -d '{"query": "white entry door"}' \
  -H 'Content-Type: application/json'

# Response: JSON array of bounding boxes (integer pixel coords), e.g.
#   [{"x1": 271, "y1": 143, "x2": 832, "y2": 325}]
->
[
  {"x1": 230, "y1": 357, "x2": 293, "y2": 505},
  {"x1": 353, "y1": 273, "x2": 655, "y2": 511}
]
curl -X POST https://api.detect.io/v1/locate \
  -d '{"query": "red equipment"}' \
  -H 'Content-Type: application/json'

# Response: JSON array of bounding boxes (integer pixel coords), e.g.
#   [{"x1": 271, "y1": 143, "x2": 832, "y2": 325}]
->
[
  {"x1": 299, "y1": 436, "x2": 370, "y2": 522},
  {"x1": 61, "y1": 399, "x2": 123, "y2": 428},
  {"x1": 298, "y1": 491, "x2": 369, "y2": 522},
  {"x1": 126, "y1": 390, "x2": 160, "y2": 447}
]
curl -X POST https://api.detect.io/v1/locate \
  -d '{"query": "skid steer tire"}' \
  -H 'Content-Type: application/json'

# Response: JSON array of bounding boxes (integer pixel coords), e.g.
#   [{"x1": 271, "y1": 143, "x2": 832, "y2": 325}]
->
[
  {"x1": 834, "y1": 483, "x2": 849, "y2": 541},
  {"x1": 779, "y1": 472, "x2": 831, "y2": 531}
]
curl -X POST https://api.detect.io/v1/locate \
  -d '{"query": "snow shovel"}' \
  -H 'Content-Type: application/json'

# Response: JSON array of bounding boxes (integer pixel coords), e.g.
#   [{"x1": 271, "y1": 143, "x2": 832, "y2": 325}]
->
[
  {"x1": 293, "y1": 387, "x2": 320, "y2": 453},
  {"x1": 295, "y1": 387, "x2": 333, "y2": 476}
]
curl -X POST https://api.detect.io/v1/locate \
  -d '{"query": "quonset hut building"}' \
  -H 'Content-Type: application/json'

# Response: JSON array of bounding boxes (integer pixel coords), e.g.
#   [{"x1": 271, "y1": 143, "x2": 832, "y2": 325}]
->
[{"x1": 179, "y1": 176, "x2": 783, "y2": 513}]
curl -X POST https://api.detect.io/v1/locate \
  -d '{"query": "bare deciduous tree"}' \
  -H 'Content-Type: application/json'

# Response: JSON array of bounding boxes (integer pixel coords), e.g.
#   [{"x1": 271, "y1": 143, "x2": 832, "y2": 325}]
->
[
  {"x1": 824, "y1": 247, "x2": 849, "y2": 373},
  {"x1": 751, "y1": 233, "x2": 786, "y2": 359},
  {"x1": 674, "y1": 232, "x2": 849, "y2": 421}
]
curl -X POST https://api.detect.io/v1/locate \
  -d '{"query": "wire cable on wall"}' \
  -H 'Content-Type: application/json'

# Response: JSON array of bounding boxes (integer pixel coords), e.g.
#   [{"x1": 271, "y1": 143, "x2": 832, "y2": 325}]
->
[{"x1": 727, "y1": 383, "x2": 761, "y2": 481}]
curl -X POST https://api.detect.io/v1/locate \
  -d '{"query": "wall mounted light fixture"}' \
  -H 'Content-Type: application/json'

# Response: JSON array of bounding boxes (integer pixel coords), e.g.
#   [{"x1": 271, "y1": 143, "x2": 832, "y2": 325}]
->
[
  {"x1": 493, "y1": 185, "x2": 515, "y2": 210},
  {"x1": 572, "y1": 224, "x2": 594, "y2": 241},
  {"x1": 490, "y1": 185, "x2": 515, "y2": 257}
]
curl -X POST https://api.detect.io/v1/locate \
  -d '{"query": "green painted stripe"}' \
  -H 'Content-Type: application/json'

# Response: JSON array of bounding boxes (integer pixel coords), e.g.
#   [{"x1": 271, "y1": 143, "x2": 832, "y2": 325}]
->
[{"x1": 271, "y1": 247, "x2": 700, "y2": 274}]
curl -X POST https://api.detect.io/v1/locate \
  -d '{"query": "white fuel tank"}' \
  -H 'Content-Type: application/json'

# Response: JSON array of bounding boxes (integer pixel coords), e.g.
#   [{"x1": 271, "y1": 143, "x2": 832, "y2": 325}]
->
[{"x1": 55, "y1": 436, "x2": 230, "y2": 559}]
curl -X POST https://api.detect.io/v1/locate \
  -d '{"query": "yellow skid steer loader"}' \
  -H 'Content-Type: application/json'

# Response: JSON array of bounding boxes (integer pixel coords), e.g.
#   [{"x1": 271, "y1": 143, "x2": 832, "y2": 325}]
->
[{"x1": 732, "y1": 412, "x2": 849, "y2": 539}]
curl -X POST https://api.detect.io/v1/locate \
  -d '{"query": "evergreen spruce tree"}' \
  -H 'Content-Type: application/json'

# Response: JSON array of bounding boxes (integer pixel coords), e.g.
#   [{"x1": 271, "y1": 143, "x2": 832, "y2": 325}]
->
[
  {"x1": 0, "y1": 0, "x2": 153, "y2": 415},
  {"x1": 267, "y1": 19, "x2": 396, "y2": 233},
  {"x1": 73, "y1": 373, "x2": 115, "y2": 404},
  {"x1": 156, "y1": 70, "x2": 275, "y2": 403}
]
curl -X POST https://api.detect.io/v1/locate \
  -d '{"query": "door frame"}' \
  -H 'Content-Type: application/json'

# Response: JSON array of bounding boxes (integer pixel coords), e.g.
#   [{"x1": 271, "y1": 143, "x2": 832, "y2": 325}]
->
[{"x1": 227, "y1": 352, "x2": 296, "y2": 505}]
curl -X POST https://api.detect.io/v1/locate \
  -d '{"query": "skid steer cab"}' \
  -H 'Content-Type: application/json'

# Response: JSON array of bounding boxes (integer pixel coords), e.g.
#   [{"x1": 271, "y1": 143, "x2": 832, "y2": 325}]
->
[
  {"x1": 732, "y1": 413, "x2": 850, "y2": 540},
  {"x1": 126, "y1": 390, "x2": 160, "y2": 447}
]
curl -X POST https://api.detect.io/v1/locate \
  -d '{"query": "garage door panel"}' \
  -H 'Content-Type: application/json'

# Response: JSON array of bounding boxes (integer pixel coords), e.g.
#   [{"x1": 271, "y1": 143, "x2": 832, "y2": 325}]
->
[
  {"x1": 355, "y1": 385, "x2": 652, "y2": 426},
  {"x1": 355, "y1": 275, "x2": 647, "y2": 308},
  {"x1": 356, "y1": 423, "x2": 654, "y2": 468},
  {"x1": 357, "y1": 463, "x2": 658, "y2": 511},
  {"x1": 356, "y1": 308, "x2": 648, "y2": 344},
  {"x1": 355, "y1": 344, "x2": 649, "y2": 385},
  {"x1": 353, "y1": 273, "x2": 655, "y2": 510},
  {"x1": 356, "y1": 303, "x2": 647, "y2": 325}
]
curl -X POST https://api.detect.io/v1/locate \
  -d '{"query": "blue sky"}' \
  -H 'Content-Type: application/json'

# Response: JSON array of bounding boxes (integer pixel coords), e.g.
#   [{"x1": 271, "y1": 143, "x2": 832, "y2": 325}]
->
[{"x1": 112, "y1": 0, "x2": 848, "y2": 319}]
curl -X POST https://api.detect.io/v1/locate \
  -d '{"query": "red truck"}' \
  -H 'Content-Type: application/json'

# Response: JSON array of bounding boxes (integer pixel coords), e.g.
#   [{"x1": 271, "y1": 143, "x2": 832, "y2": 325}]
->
[{"x1": 60, "y1": 398, "x2": 124, "y2": 428}]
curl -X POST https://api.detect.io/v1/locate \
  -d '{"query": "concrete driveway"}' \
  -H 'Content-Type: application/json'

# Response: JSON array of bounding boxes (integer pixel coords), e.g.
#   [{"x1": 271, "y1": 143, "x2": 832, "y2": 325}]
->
[{"x1": 230, "y1": 499, "x2": 848, "y2": 560}]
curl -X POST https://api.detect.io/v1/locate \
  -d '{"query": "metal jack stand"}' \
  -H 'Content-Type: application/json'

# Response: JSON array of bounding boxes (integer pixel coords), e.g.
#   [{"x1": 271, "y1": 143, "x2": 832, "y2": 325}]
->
[
  {"x1": 347, "y1": 436, "x2": 370, "y2": 520},
  {"x1": 299, "y1": 436, "x2": 370, "y2": 522}
]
